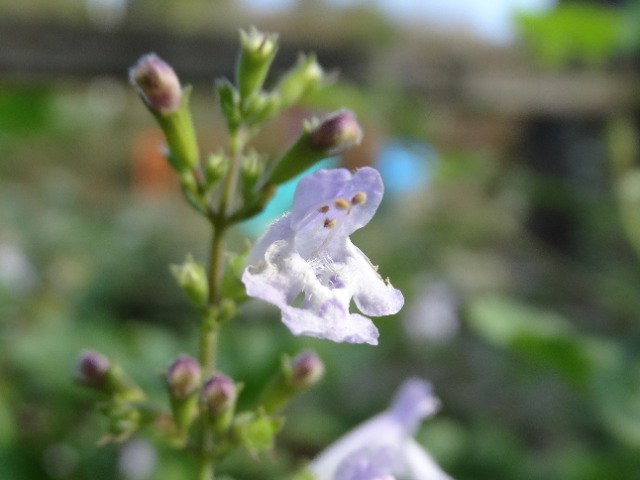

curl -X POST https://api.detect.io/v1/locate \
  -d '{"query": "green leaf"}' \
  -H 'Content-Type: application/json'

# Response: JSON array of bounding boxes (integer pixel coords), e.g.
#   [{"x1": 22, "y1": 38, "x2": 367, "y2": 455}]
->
[
  {"x1": 466, "y1": 295, "x2": 594, "y2": 388},
  {"x1": 592, "y1": 342, "x2": 640, "y2": 448}
]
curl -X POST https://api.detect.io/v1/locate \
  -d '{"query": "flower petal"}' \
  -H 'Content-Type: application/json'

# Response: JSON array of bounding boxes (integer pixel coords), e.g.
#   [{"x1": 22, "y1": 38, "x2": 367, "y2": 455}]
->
[
  {"x1": 309, "y1": 415, "x2": 404, "y2": 480},
  {"x1": 243, "y1": 240, "x2": 379, "y2": 344},
  {"x1": 245, "y1": 213, "x2": 292, "y2": 267},
  {"x1": 388, "y1": 379, "x2": 440, "y2": 434},
  {"x1": 403, "y1": 439, "x2": 453, "y2": 480},
  {"x1": 291, "y1": 167, "x2": 384, "y2": 235},
  {"x1": 282, "y1": 302, "x2": 379, "y2": 345},
  {"x1": 343, "y1": 241, "x2": 404, "y2": 317},
  {"x1": 243, "y1": 240, "x2": 310, "y2": 309},
  {"x1": 334, "y1": 445, "x2": 400, "y2": 480}
]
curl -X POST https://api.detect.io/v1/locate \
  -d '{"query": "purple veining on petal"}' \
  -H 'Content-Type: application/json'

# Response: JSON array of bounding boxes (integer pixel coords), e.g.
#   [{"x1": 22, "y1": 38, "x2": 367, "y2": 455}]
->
[{"x1": 329, "y1": 275, "x2": 346, "y2": 289}]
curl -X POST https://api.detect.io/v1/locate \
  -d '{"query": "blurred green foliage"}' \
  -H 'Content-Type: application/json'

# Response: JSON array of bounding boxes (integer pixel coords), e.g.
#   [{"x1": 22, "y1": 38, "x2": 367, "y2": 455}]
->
[
  {"x1": 2, "y1": 2, "x2": 640, "y2": 478},
  {"x1": 516, "y1": 3, "x2": 622, "y2": 67},
  {"x1": 0, "y1": 88, "x2": 54, "y2": 135},
  {"x1": 3, "y1": 75, "x2": 640, "y2": 479}
]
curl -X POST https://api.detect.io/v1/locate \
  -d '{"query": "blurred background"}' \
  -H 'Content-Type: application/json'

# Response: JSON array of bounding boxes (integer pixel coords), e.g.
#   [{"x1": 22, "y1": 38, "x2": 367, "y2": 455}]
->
[{"x1": 2, "y1": 0, "x2": 640, "y2": 478}]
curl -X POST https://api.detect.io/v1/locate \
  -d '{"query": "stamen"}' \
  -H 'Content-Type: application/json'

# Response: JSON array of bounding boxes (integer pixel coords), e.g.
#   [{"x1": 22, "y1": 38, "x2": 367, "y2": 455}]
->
[
  {"x1": 318, "y1": 205, "x2": 330, "y2": 213},
  {"x1": 324, "y1": 218, "x2": 336, "y2": 228},
  {"x1": 308, "y1": 251, "x2": 337, "y2": 276},
  {"x1": 351, "y1": 192, "x2": 367, "y2": 205},
  {"x1": 334, "y1": 198, "x2": 350, "y2": 210}
]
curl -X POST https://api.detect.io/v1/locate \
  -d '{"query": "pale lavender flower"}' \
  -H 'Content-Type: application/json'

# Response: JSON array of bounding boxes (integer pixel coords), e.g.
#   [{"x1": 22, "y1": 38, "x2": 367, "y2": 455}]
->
[
  {"x1": 242, "y1": 167, "x2": 403, "y2": 345},
  {"x1": 309, "y1": 379, "x2": 452, "y2": 480}
]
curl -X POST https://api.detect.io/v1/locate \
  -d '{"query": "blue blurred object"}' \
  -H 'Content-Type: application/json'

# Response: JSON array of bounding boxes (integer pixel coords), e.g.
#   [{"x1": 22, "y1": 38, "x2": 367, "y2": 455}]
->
[
  {"x1": 242, "y1": 138, "x2": 436, "y2": 236},
  {"x1": 241, "y1": 158, "x2": 338, "y2": 237},
  {"x1": 376, "y1": 139, "x2": 438, "y2": 196}
]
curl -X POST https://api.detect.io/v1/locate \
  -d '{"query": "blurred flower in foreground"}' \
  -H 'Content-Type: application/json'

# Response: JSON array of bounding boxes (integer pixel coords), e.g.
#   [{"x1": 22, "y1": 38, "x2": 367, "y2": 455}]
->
[
  {"x1": 242, "y1": 167, "x2": 403, "y2": 345},
  {"x1": 309, "y1": 378, "x2": 452, "y2": 480}
]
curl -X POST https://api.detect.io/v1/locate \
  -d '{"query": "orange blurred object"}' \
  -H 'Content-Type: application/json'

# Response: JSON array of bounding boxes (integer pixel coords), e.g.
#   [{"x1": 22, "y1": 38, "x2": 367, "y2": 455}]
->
[{"x1": 130, "y1": 129, "x2": 177, "y2": 195}]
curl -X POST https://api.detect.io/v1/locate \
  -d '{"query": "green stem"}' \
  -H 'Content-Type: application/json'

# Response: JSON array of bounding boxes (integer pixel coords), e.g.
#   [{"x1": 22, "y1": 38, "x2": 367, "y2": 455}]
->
[
  {"x1": 199, "y1": 310, "x2": 220, "y2": 378},
  {"x1": 218, "y1": 127, "x2": 246, "y2": 218},
  {"x1": 207, "y1": 225, "x2": 226, "y2": 309},
  {"x1": 196, "y1": 126, "x2": 248, "y2": 480},
  {"x1": 198, "y1": 453, "x2": 215, "y2": 480},
  {"x1": 197, "y1": 227, "x2": 225, "y2": 480}
]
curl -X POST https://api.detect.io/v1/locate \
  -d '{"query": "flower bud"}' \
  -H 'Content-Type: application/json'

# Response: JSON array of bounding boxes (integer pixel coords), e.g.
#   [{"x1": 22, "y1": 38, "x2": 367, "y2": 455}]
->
[
  {"x1": 201, "y1": 373, "x2": 236, "y2": 414},
  {"x1": 233, "y1": 409, "x2": 284, "y2": 455},
  {"x1": 237, "y1": 27, "x2": 279, "y2": 101},
  {"x1": 216, "y1": 79, "x2": 242, "y2": 132},
  {"x1": 130, "y1": 54, "x2": 200, "y2": 174},
  {"x1": 289, "y1": 350, "x2": 324, "y2": 390},
  {"x1": 76, "y1": 349, "x2": 110, "y2": 389},
  {"x1": 264, "y1": 109, "x2": 363, "y2": 186},
  {"x1": 75, "y1": 351, "x2": 144, "y2": 402},
  {"x1": 170, "y1": 255, "x2": 208, "y2": 307},
  {"x1": 166, "y1": 355, "x2": 201, "y2": 399},
  {"x1": 276, "y1": 54, "x2": 324, "y2": 108},
  {"x1": 259, "y1": 351, "x2": 325, "y2": 414},
  {"x1": 307, "y1": 109, "x2": 363, "y2": 154},
  {"x1": 243, "y1": 91, "x2": 281, "y2": 126},
  {"x1": 240, "y1": 151, "x2": 264, "y2": 198},
  {"x1": 129, "y1": 53, "x2": 181, "y2": 115},
  {"x1": 104, "y1": 403, "x2": 142, "y2": 443},
  {"x1": 166, "y1": 355, "x2": 201, "y2": 435},
  {"x1": 201, "y1": 373, "x2": 237, "y2": 433},
  {"x1": 204, "y1": 151, "x2": 229, "y2": 188}
]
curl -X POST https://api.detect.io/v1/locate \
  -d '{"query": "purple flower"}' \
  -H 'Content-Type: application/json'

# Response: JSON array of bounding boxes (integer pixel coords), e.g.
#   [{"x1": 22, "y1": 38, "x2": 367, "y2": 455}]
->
[
  {"x1": 242, "y1": 167, "x2": 403, "y2": 345},
  {"x1": 309, "y1": 379, "x2": 452, "y2": 480}
]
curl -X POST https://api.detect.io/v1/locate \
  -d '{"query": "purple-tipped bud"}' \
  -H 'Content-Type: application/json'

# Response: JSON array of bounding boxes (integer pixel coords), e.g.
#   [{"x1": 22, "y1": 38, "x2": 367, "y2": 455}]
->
[
  {"x1": 201, "y1": 373, "x2": 236, "y2": 413},
  {"x1": 307, "y1": 109, "x2": 363, "y2": 154},
  {"x1": 129, "y1": 53, "x2": 182, "y2": 114},
  {"x1": 76, "y1": 349, "x2": 110, "y2": 388},
  {"x1": 264, "y1": 110, "x2": 364, "y2": 186},
  {"x1": 166, "y1": 355, "x2": 201, "y2": 399},
  {"x1": 290, "y1": 350, "x2": 324, "y2": 389}
]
